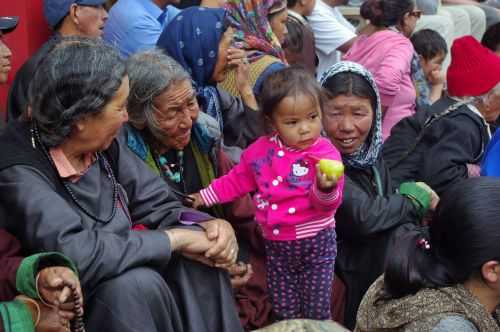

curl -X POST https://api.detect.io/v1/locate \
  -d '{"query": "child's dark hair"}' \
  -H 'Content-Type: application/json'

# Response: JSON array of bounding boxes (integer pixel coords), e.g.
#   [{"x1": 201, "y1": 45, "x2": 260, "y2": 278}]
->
[
  {"x1": 482, "y1": 22, "x2": 500, "y2": 53},
  {"x1": 383, "y1": 177, "x2": 500, "y2": 299},
  {"x1": 411, "y1": 29, "x2": 448, "y2": 60},
  {"x1": 259, "y1": 66, "x2": 324, "y2": 119}
]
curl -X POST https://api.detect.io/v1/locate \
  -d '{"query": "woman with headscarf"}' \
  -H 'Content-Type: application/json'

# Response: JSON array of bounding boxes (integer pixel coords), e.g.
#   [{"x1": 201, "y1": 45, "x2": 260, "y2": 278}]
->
[
  {"x1": 320, "y1": 61, "x2": 439, "y2": 330},
  {"x1": 157, "y1": 7, "x2": 263, "y2": 158},
  {"x1": 218, "y1": 0, "x2": 288, "y2": 97}
]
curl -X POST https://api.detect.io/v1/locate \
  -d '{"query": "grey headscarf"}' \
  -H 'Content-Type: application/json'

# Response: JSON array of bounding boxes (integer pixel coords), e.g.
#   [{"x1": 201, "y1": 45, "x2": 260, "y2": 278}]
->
[{"x1": 320, "y1": 61, "x2": 383, "y2": 169}]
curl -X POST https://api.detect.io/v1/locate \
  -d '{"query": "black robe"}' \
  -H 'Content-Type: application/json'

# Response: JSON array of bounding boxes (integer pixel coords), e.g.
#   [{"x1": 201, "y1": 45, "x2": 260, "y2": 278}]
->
[
  {"x1": 383, "y1": 96, "x2": 491, "y2": 196},
  {"x1": 0, "y1": 121, "x2": 243, "y2": 332},
  {"x1": 335, "y1": 156, "x2": 421, "y2": 330}
]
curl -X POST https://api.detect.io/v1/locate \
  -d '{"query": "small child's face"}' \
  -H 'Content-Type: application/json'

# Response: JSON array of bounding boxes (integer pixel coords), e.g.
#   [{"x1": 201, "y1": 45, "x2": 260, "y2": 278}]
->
[
  {"x1": 271, "y1": 93, "x2": 322, "y2": 150},
  {"x1": 420, "y1": 52, "x2": 446, "y2": 80}
]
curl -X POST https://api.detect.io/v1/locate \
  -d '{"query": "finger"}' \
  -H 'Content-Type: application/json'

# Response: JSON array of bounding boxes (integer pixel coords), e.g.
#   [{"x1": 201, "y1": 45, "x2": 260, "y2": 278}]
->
[
  {"x1": 47, "y1": 276, "x2": 64, "y2": 288},
  {"x1": 58, "y1": 286, "x2": 72, "y2": 304},
  {"x1": 58, "y1": 310, "x2": 76, "y2": 320},
  {"x1": 205, "y1": 222, "x2": 219, "y2": 241},
  {"x1": 58, "y1": 300, "x2": 75, "y2": 311}
]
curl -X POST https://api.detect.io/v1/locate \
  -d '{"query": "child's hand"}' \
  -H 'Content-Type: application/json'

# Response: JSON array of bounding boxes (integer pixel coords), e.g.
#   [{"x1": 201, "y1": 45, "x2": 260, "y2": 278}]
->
[
  {"x1": 315, "y1": 163, "x2": 338, "y2": 192},
  {"x1": 188, "y1": 193, "x2": 205, "y2": 209},
  {"x1": 428, "y1": 69, "x2": 445, "y2": 86}
]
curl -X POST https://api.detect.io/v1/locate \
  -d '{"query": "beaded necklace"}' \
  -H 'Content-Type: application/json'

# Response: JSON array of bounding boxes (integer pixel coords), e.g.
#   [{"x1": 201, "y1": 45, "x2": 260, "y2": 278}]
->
[
  {"x1": 31, "y1": 123, "x2": 119, "y2": 224},
  {"x1": 156, "y1": 150, "x2": 184, "y2": 184}
]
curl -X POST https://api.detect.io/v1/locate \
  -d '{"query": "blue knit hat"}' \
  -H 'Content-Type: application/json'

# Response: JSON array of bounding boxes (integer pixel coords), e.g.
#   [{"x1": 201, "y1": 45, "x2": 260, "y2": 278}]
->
[{"x1": 44, "y1": 0, "x2": 107, "y2": 28}]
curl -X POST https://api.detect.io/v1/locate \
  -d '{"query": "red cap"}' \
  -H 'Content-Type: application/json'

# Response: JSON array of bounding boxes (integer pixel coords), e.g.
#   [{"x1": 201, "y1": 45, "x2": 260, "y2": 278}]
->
[{"x1": 447, "y1": 36, "x2": 500, "y2": 97}]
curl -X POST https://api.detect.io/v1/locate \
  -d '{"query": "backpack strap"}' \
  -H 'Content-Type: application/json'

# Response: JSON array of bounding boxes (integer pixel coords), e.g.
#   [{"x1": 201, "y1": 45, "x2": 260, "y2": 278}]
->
[{"x1": 389, "y1": 100, "x2": 469, "y2": 170}]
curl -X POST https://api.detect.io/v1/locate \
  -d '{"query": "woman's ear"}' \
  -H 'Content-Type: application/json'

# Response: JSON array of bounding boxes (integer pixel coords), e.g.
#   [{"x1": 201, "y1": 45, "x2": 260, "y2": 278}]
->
[{"x1": 481, "y1": 261, "x2": 500, "y2": 284}]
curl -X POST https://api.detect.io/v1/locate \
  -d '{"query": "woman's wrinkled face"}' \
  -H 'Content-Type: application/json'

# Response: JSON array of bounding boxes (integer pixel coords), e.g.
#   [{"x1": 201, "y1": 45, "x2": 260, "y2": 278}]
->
[
  {"x1": 77, "y1": 76, "x2": 129, "y2": 152},
  {"x1": 269, "y1": 9, "x2": 289, "y2": 45},
  {"x1": 211, "y1": 27, "x2": 234, "y2": 83},
  {"x1": 0, "y1": 32, "x2": 12, "y2": 84},
  {"x1": 153, "y1": 79, "x2": 200, "y2": 150},
  {"x1": 322, "y1": 94, "x2": 374, "y2": 155}
]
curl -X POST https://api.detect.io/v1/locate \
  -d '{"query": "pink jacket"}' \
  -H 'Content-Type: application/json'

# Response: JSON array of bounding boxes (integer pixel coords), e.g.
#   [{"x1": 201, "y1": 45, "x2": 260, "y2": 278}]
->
[
  {"x1": 200, "y1": 135, "x2": 344, "y2": 241},
  {"x1": 343, "y1": 30, "x2": 416, "y2": 140}
]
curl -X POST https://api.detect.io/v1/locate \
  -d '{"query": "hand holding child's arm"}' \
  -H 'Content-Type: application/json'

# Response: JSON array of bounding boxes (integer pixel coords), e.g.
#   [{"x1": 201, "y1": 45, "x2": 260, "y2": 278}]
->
[{"x1": 188, "y1": 193, "x2": 205, "y2": 209}]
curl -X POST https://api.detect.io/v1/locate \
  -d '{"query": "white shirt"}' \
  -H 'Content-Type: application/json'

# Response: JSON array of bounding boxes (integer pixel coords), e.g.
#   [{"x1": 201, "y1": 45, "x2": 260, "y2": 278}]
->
[{"x1": 307, "y1": 0, "x2": 356, "y2": 80}]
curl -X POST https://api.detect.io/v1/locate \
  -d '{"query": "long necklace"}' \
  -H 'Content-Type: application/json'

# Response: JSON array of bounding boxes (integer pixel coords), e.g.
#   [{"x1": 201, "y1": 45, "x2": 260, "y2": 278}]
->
[
  {"x1": 31, "y1": 123, "x2": 119, "y2": 224},
  {"x1": 156, "y1": 150, "x2": 184, "y2": 184}
]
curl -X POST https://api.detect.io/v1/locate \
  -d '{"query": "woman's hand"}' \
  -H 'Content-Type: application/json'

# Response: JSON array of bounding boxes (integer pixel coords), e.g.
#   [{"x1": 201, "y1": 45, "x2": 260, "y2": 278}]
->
[
  {"x1": 199, "y1": 219, "x2": 238, "y2": 267},
  {"x1": 231, "y1": 49, "x2": 259, "y2": 110},
  {"x1": 37, "y1": 267, "x2": 83, "y2": 320},
  {"x1": 16, "y1": 296, "x2": 71, "y2": 332},
  {"x1": 315, "y1": 164, "x2": 338, "y2": 193},
  {"x1": 227, "y1": 262, "x2": 253, "y2": 289},
  {"x1": 188, "y1": 193, "x2": 205, "y2": 209}
]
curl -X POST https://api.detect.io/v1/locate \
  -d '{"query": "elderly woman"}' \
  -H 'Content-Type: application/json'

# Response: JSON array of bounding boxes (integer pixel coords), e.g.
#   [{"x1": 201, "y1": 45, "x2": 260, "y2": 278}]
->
[
  {"x1": 219, "y1": 0, "x2": 288, "y2": 96},
  {"x1": 0, "y1": 38, "x2": 243, "y2": 332},
  {"x1": 356, "y1": 177, "x2": 500, "y2": 331},
  {"x1": 319, "y1": 61, "x2": 438, "y2": 330},
  {"x1": 124, "y1": 48, "x2": 275, "y2": 331},
  {"x1": 157, "y1": 7, "x2": 262, "y2": 157}
]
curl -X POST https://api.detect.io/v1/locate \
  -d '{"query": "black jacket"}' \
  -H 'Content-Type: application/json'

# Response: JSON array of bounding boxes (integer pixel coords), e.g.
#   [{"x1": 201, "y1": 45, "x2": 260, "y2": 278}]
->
[
  {"x1": 335, "y1": 156, "x2": 421, "y2": 329},
  {"x1": 384, "y1": 96, "x2": 491, "y2": 196}
]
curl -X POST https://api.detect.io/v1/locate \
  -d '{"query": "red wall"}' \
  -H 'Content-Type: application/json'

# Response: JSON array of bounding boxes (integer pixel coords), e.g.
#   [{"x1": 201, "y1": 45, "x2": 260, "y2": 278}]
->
[{"x1": 0, "y1": 0, "x2": 51, "y2": 116}]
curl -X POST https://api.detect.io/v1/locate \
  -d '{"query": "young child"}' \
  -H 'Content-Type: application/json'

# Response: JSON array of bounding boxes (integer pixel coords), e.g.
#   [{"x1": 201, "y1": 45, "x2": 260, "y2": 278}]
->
[
  {"x1": 190, "y1": 67, "x2": 344, "y2": 320},
  {"x1": 411, "y1": 29, "x2": 448, "y2": 108}
]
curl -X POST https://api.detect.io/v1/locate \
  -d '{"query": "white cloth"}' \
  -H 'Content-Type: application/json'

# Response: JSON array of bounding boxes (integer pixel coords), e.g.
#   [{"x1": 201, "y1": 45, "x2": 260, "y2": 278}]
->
[{"x1": 307, "y1": 0, "x2": 356, "y2": 80}]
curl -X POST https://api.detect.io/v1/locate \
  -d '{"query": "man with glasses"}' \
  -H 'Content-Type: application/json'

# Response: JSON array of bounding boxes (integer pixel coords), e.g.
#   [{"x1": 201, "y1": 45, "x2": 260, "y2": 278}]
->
[{"x1": 6, "y1": 0, "x2": 108, "y2": 122}]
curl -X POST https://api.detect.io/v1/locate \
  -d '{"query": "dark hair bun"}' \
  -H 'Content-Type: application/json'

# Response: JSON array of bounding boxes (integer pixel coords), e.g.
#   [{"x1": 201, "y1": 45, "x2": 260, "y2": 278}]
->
[
  {"x1": 360, "y1": 0, "x2": 385, "y2": 26},
  {"x1": 360, "y1": 0, "x2": 414, "y2": 27}
]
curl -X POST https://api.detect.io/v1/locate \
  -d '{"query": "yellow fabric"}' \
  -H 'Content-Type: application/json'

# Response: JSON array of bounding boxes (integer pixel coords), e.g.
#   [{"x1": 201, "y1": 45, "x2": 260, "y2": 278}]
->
[{"x1": 218, "y1": 55, "x2": 282, "y2": 97}]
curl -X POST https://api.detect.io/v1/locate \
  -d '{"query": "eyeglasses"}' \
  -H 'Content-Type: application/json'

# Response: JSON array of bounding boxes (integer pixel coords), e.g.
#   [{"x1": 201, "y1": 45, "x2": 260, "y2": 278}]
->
[{"x1": 410, "y1": 10, "x2": 423, "y2": 19}]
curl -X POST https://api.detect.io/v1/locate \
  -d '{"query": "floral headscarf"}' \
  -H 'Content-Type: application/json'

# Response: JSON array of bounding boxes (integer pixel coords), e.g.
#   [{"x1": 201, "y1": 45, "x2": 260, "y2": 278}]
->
[
  {"x1": 224, "y1": 0, "x2": 287, "y2": 63},
  {"x1": 157, "y1": 7, "x2": 227, "y2": 131},
  {"x1": 320, "y1": 61, "x2": 383, "y2": 169}
]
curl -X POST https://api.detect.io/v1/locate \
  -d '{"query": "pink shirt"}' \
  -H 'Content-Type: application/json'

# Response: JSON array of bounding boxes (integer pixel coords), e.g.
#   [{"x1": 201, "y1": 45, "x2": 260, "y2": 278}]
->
[
  {"x1": 49, "y1": 148, "x2": 95, "y2": 183},
  {"x1": 343, "y1": 30, "x2": 416, "y2": 140},
  {"x1": 200, "y1": 135, "x2": 344, "y2": 241}
]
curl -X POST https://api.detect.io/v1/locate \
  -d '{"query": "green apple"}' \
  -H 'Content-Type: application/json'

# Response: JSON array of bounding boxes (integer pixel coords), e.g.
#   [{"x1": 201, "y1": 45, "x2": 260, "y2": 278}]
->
[{"x1": 319, "y1": 159, "x2": 344, "y2": 179}]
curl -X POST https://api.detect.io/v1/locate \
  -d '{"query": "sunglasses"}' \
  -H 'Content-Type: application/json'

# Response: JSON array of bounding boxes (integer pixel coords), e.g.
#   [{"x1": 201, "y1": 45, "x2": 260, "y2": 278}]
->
[{"x1": 409, "y1": 10, "x2": 423, "y2": 19}]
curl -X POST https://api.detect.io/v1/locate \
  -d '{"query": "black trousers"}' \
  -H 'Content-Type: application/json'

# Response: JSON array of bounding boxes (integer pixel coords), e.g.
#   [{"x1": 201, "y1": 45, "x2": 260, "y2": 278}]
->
[{"x1": 85, "y1": 256, "x2": 243, "y2": 332}]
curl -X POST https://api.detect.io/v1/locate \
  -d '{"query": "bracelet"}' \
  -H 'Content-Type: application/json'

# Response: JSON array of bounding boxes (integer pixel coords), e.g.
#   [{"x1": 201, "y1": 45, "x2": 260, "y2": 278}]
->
[{"x1": 15, "y1": 295, "x2": 41, "y2": 327}]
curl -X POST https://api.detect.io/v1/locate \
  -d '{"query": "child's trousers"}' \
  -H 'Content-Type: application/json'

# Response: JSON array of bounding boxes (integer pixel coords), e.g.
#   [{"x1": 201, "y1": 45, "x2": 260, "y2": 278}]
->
[{"x1": 264, "y1": 226, "x2": 337, "y2": 320}]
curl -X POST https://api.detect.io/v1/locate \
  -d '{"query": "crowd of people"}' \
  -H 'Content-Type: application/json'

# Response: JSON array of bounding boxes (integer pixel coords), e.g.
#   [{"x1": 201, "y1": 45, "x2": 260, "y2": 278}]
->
[{"x1": 0, "y1": 0, "x2": 499, "y2": 331}]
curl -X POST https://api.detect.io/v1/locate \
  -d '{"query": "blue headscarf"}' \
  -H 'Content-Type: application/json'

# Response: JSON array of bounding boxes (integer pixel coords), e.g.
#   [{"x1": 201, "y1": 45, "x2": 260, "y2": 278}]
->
[
  {"x1": 320, "y1": 61, "x2": 383, "y2": 169},
  {"x1": 157, "y1": 7, "x2": 227, "y2": 131}
]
